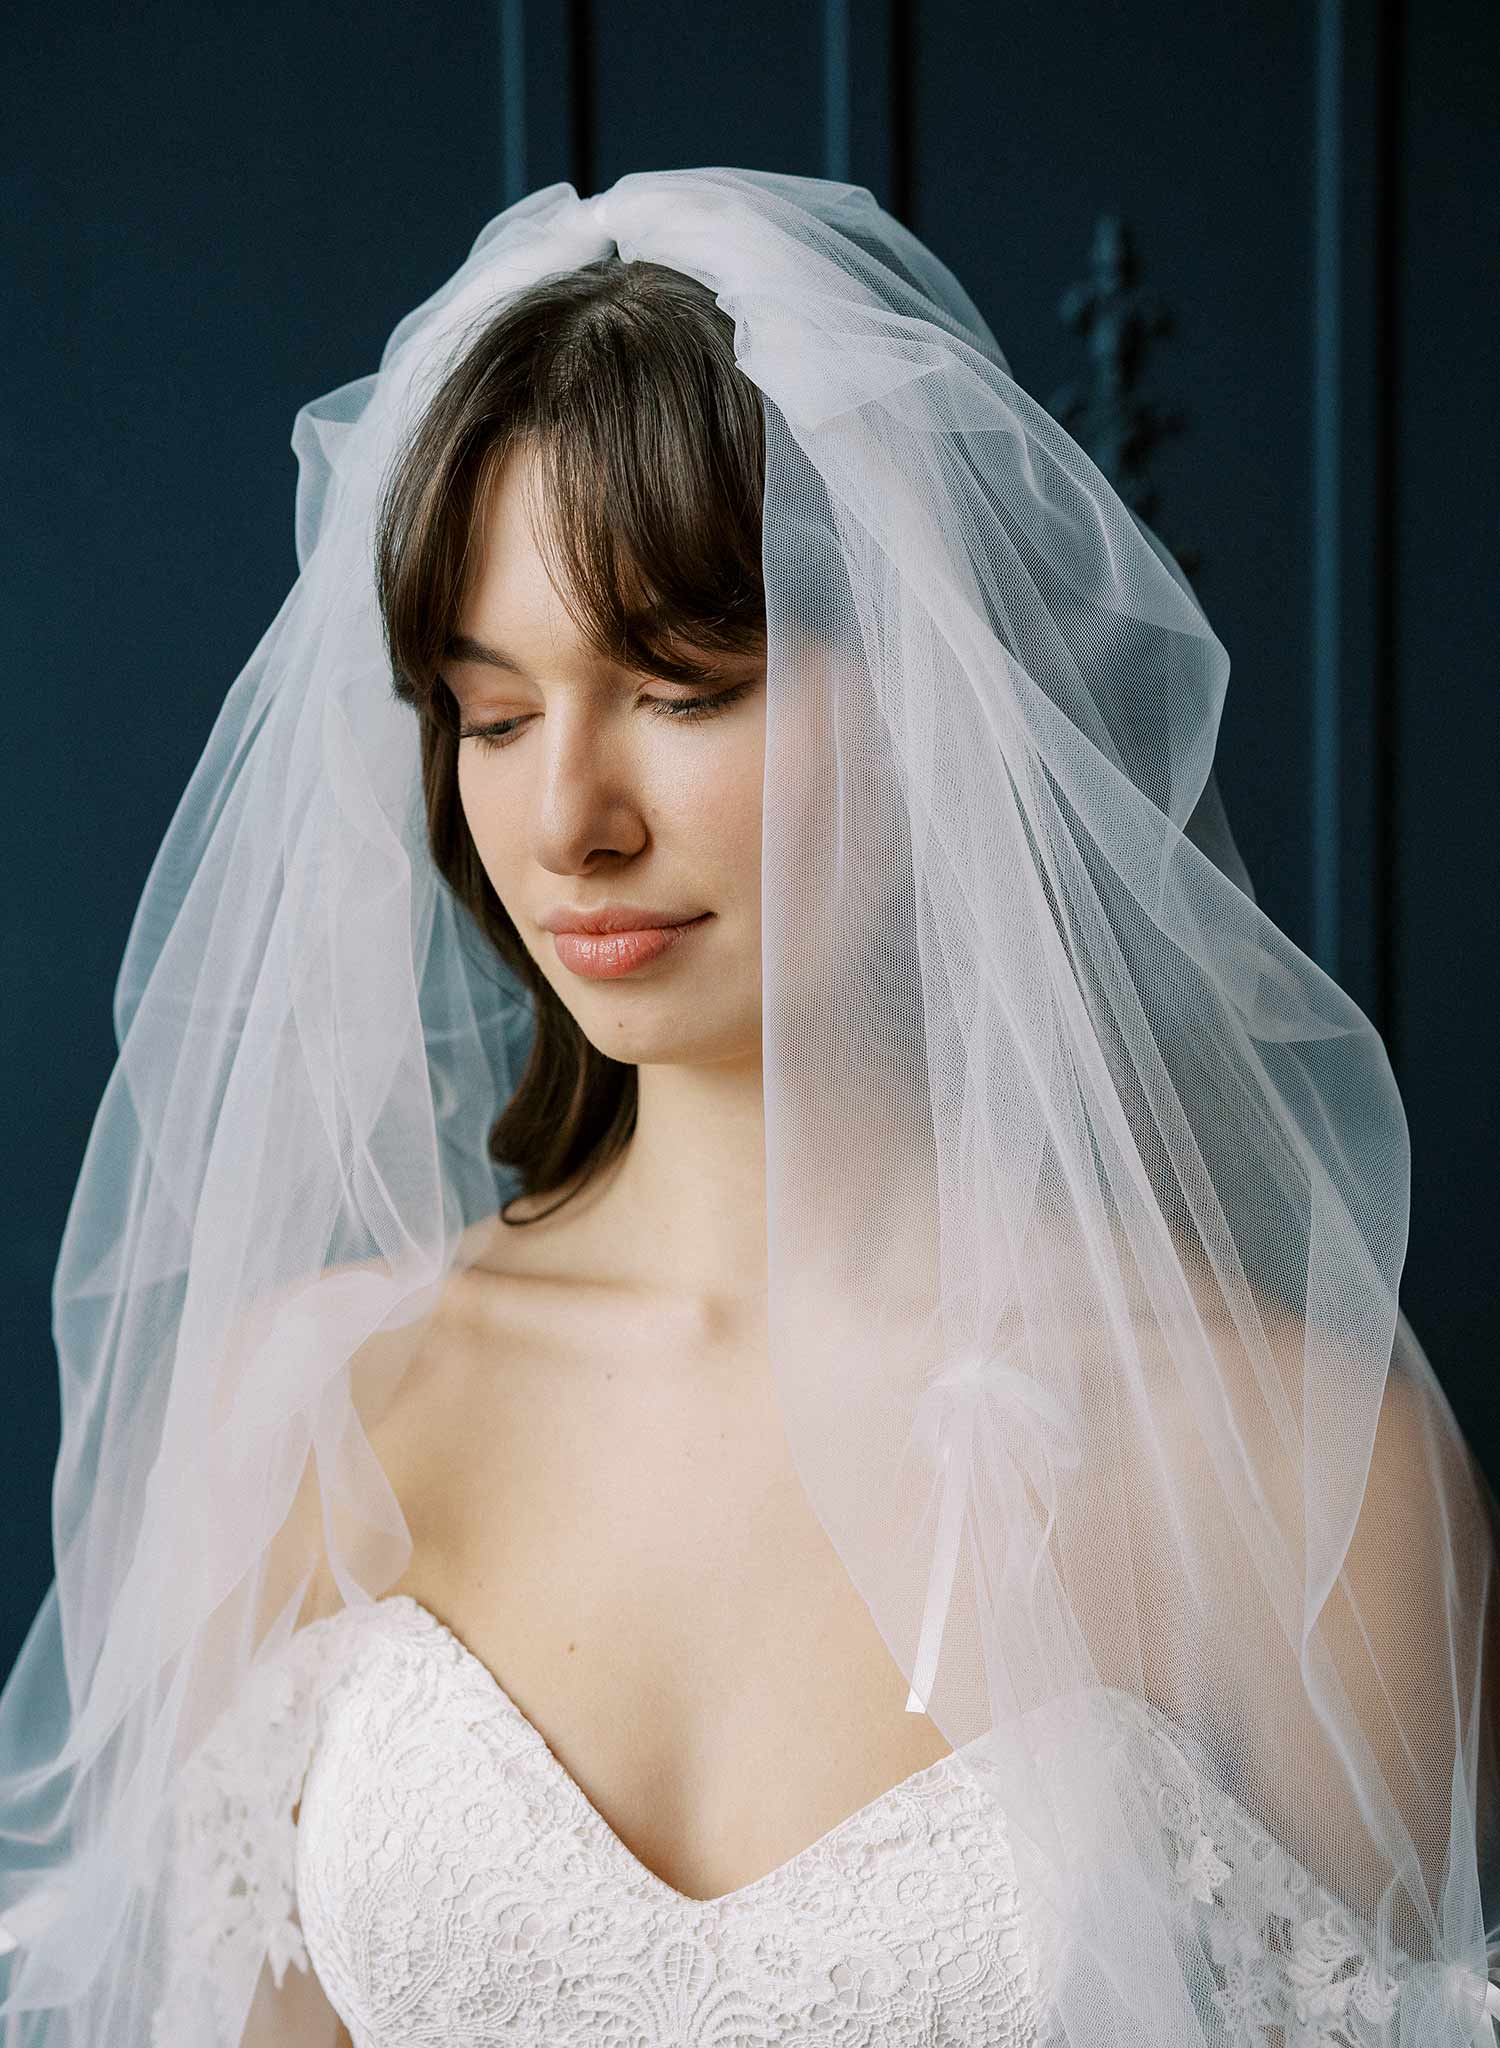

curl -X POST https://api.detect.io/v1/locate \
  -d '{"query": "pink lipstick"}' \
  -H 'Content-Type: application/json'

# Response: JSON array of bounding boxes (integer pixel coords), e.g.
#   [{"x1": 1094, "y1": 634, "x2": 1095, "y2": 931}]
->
[{"x1": 550, "y1": 913, "x2": 711, "y2": 980}]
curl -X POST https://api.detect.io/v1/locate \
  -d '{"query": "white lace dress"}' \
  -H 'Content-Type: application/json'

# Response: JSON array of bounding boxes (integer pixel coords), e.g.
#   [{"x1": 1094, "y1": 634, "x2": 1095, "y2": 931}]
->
[{"x1": 149, "y1": 1594, "x2": 1483, "y2": 2048}]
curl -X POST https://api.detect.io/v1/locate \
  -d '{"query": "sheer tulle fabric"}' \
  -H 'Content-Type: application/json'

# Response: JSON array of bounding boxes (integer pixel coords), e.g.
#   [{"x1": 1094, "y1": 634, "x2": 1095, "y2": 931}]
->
[{"x1": 1, "y1": 168, "x2": 1496, "y2": 2045}]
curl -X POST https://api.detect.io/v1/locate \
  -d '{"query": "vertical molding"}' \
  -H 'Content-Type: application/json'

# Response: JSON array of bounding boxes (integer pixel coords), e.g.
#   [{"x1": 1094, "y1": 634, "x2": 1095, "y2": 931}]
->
[
  {"x1": 1311, "y1": 0, "x2": 1397, "y2": 1043},
  {"x1": 499, "y1": 0, "x2": 588, "y2": 206},
  {"x1": 499, "y1": 0, "x2": 527, "y2": 208},
  {"x1": 822, "y1": 0, "x2": 911, "y2": 222},
  {"x1": 823, "y1": 0, "x2": 851, "y2": 186}
]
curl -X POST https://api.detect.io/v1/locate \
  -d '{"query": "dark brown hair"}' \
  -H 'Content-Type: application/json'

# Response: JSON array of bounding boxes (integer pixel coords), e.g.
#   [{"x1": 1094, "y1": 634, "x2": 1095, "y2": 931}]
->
[{"x1": 374, "y1": 254, "x2": 766, "y2": 1227}]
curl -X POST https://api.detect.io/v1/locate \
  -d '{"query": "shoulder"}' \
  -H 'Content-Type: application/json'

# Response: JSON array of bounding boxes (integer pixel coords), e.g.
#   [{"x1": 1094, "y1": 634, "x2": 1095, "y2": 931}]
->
[
  {"x1": 302, "y1": 1212, "x2": 610, "y2": 1606},
  {"x1": 246, "y1": 1233, "x2": 509, "y2": 1642}
]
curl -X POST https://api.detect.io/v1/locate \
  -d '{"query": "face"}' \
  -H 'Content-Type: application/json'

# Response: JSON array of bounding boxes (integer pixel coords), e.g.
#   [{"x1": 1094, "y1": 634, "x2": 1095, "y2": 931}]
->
[{"x1": 444, "y1": 441, "x2": 766, "y2": 1069}]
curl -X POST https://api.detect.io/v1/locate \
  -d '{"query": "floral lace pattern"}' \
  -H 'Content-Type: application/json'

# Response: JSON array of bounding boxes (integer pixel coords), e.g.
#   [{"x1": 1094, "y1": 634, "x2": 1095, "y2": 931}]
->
[
  {"x1": 293, "y1": 1598, "x2": 1039, "y2": 2046},
  {"x1": 1101, "y1": 1691, "x2": 1495, "y2": 2047},
  {"x1": 151, "y1": 1596, "x2": 1492, "y2": 2047},
  {"x1": 150, "y1": 1620, "x2": 340, "y2": 2045}
]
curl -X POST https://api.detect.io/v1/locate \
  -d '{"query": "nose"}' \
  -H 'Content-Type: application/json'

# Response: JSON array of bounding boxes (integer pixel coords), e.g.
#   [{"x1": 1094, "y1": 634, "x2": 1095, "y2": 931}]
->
[{"x1": 528, "y1": 702, "x2": 646, "y2": 878}]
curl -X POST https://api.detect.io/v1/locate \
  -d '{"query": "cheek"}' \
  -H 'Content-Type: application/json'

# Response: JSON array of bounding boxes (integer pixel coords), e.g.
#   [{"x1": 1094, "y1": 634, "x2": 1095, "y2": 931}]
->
[
  {"x1": 673, "y1": 732, "x2": 764, "y2": 875},
  {"x1": 455, "y1": 763, "x2": 520, "y2": 879}
]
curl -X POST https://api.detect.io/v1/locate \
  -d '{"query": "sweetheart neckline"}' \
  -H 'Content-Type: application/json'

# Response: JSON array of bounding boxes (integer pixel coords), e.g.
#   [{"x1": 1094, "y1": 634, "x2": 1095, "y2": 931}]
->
[{"x1": 354, "y1": 1591, "x2": 975, "y2": 1912}]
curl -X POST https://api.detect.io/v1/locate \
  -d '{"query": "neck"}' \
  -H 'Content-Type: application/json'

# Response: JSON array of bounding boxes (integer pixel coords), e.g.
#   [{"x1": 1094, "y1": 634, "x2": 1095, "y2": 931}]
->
[{"x1": 594, "y1": 1054, "x2": 767, "y2": 1325}]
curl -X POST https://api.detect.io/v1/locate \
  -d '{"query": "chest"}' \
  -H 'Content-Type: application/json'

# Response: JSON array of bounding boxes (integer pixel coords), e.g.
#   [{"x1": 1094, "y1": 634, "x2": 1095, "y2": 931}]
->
[
  {"x1": 292, "y1": 1598, "x2": 1037, "y2": 2048},
  {"x1": 371, "y1": 1283, "x2": 954, "y2": 1903}
]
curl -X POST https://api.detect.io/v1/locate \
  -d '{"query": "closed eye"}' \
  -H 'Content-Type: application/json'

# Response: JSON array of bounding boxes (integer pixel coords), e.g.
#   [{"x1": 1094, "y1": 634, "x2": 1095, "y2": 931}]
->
[{"x1": 456, "y1": 676, "x2": 758, "y2": 754}]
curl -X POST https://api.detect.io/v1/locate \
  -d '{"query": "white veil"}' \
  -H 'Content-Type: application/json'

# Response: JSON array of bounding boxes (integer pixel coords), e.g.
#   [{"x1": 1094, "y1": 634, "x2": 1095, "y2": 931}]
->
[{"x1": 2, "y1": 166, "x2": 1496, "y2": 2045}]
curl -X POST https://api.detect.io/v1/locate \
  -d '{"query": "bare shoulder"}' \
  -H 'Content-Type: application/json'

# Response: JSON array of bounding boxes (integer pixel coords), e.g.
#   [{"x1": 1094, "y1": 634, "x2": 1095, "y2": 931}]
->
[{"x1": 246, "y1": 1228, "x2": 522, "y2": 1641}]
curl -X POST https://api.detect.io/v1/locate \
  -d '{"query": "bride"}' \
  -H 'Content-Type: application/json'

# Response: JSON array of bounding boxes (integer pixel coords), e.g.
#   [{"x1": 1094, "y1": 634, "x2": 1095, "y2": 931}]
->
[
  {"x1": 338, "y1": 422, "x2": 958, "y2": 1894},
  {"x1": 1, "y1": 169, "x2": 1496, "y2": 2048}
]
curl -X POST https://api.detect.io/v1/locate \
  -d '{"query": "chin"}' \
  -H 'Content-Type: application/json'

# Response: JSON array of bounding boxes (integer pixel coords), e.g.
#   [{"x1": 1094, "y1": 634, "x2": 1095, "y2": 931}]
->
[{"x1": 570, "y1": 999, "x2": 759, "y2": 1070}]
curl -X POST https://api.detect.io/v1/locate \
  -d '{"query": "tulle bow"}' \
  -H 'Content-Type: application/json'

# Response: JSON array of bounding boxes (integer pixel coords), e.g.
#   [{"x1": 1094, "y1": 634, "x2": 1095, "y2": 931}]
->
[{"x1": 904, "y1": 1334, "x2": 1083, "y2": 1716}]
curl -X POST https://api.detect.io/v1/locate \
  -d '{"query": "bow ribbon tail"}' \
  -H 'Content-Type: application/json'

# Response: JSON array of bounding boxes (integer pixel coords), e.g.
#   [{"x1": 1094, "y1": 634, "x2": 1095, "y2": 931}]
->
[{"x1": 905, "y1": 1393, "x2": 977, "y2": 1716}]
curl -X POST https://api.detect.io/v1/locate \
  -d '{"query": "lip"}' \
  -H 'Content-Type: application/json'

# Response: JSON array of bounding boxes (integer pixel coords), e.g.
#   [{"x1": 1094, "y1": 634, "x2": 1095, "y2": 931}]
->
[
  {"x1": 548, "y1": 912, "x2": 711, "y2": 980},
  {"x1": 538, "y1": 903, "x2": 706, "y2": 935}
]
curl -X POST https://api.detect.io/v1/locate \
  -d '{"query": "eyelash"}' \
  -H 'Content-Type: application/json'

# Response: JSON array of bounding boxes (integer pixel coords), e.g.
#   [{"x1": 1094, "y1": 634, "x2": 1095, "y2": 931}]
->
[{"x1": 457, "y1": 678, "x2": 756, "y2": 754}]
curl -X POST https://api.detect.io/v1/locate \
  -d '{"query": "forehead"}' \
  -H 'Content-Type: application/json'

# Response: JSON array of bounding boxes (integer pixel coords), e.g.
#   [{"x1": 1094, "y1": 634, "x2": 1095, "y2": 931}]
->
[{"x1": 456, "y1": 446, "x2": 581, "y2": 653}]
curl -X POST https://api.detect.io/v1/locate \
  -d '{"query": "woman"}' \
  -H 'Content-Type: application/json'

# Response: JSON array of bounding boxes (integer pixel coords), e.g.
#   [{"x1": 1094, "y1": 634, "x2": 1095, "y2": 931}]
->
[{"x1": 1, "y1": 168, "x2": 1496, "y2": 2047}]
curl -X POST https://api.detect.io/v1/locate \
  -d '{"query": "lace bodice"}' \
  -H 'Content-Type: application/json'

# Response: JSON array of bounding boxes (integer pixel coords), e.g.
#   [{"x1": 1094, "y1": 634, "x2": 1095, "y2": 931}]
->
[
  {"x1": 150, "y1": 1596, "x2": 1497, "y2": 2047},
  {"x1": 162, "y1": 1596, "x2": 1039, "y2": 2046}
]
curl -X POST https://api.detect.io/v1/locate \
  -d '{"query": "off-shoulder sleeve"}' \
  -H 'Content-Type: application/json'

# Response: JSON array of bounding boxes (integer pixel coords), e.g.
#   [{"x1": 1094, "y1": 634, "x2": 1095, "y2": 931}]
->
[
  {"x1": 149, "y1": 1619, "x2": 342, "y2": 2048},
  {"x1": 1108, "y1": 1688, "x2": 1500, "y2": 2046}
]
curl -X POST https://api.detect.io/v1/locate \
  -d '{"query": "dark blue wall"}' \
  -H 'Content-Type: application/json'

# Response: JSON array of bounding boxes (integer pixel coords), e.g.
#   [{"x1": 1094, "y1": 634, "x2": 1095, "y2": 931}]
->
[{"x1": 4, "y1": 0, "x2": 1495, "y2": 1679}]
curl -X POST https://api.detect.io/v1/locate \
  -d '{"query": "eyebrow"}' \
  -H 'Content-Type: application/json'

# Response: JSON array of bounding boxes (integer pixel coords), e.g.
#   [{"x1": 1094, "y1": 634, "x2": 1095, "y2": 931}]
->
[
  {"x1": 441, "y1": 633, "x2": 528, "y2": 674},
  {"x1": 440, "y1": 632, "x2": 762, "y2": 686}
]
